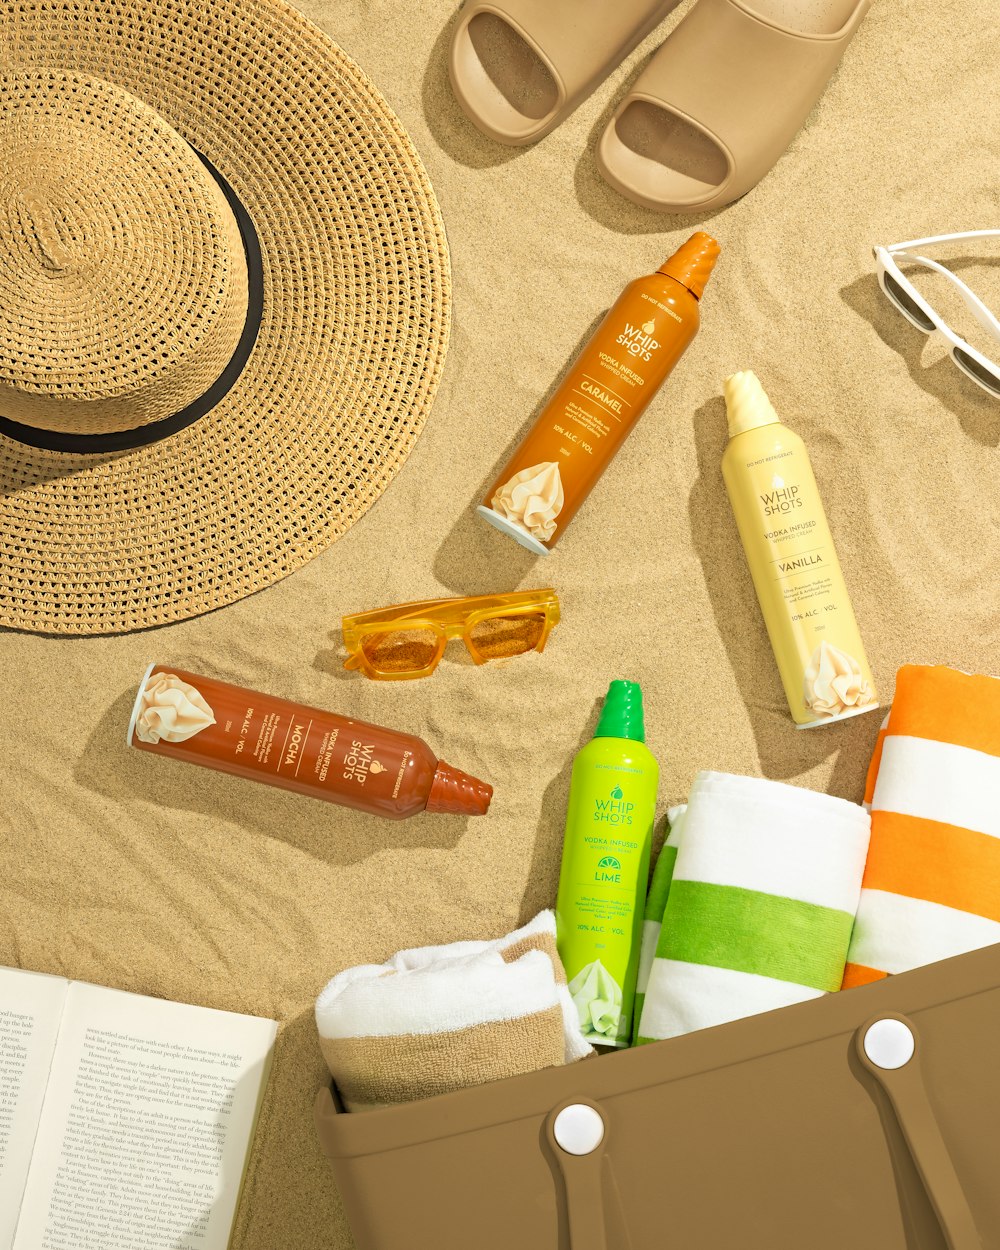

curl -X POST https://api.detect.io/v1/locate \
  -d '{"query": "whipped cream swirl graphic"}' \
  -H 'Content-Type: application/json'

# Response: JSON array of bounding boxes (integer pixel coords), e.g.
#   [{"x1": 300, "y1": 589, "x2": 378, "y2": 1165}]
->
[
  {"x1": 568, "y1": 959, "x2": 623, "y2": 1043},
  {"x1": 135, "y1": 671, "x2": 216, "y2": 744},
  {"x1": 491, "y1": 461, "x2": 564, "y2": 543},
  {"x1": 803, "y1": 641, "x2": 875, "y2": 719}
]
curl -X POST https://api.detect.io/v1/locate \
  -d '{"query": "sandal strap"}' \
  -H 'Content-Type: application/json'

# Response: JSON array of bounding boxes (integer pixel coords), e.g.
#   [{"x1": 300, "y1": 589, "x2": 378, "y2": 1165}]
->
[
  {"x1": 461, "y1": 0, "x2": 679, "y2": 102},
  {"x1": 629, "y1": 0, "x2": 872, "y2": 186}
]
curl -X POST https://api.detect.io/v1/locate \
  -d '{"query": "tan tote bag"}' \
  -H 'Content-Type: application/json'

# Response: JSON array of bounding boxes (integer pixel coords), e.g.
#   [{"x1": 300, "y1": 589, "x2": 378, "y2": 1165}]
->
[{"x1": 316, "y1": 943, "x2": 999, "y2": 1249}]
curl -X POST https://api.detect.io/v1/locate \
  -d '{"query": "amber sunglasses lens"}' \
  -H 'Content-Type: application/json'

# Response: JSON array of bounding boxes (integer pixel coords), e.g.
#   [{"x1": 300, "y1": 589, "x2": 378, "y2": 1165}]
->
[
  {"x1": 361, "y1": 628, "x2": 440, "y2": 674},
  {"x1": 468, "y1": 612, "x2": 546, "y2": 660}
]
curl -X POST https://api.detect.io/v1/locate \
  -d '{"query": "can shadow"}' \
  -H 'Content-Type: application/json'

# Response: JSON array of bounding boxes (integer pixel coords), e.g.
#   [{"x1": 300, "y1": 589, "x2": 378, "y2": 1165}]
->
[
  {"x1": 433, "y1": 311, "x2": 607, "y2": 596},
  {"x1": 73, "y1": 683, "x2": 475, "y2": 867},
  {"x1": 518, "y1": 695, "x2": 603, "y2": 921},
  {"x1": 687, "y1": 396, "x2": 882, "y2": 795}
]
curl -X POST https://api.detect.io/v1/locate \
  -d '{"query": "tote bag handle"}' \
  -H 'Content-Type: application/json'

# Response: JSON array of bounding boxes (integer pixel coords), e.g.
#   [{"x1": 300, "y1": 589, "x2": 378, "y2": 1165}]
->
[
  {"x1": 548, "y1": 1101, "x2": 634, "y2": 1250},
  {"x1": 858, "y1": 1016, "x2": 983, "y2": 1250},
  {"x1": 549, "y1": 1023, "x2": 981, "y2": 1250}
]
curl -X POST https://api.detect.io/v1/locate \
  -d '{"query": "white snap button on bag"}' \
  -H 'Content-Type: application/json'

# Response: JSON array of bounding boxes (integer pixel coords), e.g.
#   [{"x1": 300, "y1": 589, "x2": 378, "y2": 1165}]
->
[
  {"x1": 863, "y1": 1018, "x2": 916, "y2": 1070},
  {"x1": 553, "y1": 1104, "x2": 605, "y2": 1155}
]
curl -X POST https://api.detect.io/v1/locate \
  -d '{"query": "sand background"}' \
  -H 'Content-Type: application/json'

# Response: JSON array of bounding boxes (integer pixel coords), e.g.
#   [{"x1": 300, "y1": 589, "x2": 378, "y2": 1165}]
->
[{"x1": 2, "y1": 0, "x2": 998, "y2": 1245}]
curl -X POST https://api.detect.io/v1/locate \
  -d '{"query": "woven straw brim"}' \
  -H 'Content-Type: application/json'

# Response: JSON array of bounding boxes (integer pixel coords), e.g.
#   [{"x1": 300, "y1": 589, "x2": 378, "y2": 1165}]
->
[{"x1": 0, "y1": 0, "x2": 450, "y2": 635}]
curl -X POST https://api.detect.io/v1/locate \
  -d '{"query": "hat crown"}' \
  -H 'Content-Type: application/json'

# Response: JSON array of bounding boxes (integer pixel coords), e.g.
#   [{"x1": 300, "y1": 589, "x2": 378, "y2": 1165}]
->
[{"x1": 0, "y1": 70, "x2": 249, "y2": 436}]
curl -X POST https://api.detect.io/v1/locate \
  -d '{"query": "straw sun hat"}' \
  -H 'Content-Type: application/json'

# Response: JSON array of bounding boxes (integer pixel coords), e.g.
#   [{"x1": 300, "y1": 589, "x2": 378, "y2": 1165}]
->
[{"x1": 0, "y1": 0, "x2": 450, "y2": 634}]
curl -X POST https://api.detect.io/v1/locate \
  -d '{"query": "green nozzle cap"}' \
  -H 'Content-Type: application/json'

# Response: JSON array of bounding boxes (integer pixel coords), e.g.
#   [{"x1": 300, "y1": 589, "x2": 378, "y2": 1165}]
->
[{"x1": 594, "y1": 680, "x2": 645, "y2": 743}]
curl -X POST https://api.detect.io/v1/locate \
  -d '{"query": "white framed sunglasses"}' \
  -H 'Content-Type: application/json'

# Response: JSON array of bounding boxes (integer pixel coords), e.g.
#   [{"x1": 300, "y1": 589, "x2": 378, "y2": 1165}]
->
[{"x1": 873, "y1": 229, "x2": 1000, "y2": 397}]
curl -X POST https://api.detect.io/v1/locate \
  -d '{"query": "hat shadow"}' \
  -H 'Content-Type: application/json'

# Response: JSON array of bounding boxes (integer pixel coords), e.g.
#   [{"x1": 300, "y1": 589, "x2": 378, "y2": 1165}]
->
[
  {"x1": 687, "y1": 396, "x2": 881, "y2": 799},
  {"x1": 74, "y1": 683, "x2": 475, "y2": 868},
  {"x1": 433, "y1": 310, "x2": 606, "y2": 595},
  {"x1": 0, "y1": 449, "x2": 129, "y2": 498},
  {"x1": 839, "y1": 270, "x2": 1000, "y2": 449},
  {"x1": 421, "y1": 8, "x2": 525, "y2": 170}
]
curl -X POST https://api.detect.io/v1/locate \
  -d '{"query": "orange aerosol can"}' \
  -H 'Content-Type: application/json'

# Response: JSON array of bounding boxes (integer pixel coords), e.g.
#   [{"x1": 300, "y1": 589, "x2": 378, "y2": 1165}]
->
[{"x1": 478, "y1": 232, "x2": 720, "y2": 554}]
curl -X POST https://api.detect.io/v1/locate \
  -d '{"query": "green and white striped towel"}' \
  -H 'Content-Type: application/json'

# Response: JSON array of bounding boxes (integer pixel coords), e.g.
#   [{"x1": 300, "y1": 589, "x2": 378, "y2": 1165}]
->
[
  {"x1": 637, "y1": 772, "x2": 870, "y2": 1044},
  {"x1": 631, "y1": 805, "x2": 686, "y2": 1043}
]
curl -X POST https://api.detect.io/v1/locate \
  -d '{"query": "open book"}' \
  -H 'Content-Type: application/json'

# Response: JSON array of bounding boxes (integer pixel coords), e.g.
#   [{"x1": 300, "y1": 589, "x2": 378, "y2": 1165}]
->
[{"x1": 0, "y1": 967, "x2": 276, "y2": 1250}]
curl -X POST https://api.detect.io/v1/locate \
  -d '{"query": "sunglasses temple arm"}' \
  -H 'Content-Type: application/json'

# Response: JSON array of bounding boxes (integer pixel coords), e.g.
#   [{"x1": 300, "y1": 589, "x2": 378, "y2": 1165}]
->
[
  {"x1": 942, "y1": 270, "x2": 1000, "y2": 345},
  {"x1": 964, "y1": 303, "x2": 1000, "y2": 348},
  {"x1": 892, "y1": 251, "x2": 1000, "y2": 345},
  {"x1": 889, "y1": 229, "x2": 1000, "y2": 252}
]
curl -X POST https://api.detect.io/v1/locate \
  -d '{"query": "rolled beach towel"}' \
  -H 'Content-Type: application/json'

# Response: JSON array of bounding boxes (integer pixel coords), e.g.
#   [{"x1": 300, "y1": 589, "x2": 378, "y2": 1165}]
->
[
  {"x1": 844, "y1": 665, "x2": 1000, "y2": 988},
  {"x1": 638, "y1": 772, "x2": 870, "y2": 1043},
  {"x1": 315, "y1": 911, "x2": 592, "y2": 1111}
]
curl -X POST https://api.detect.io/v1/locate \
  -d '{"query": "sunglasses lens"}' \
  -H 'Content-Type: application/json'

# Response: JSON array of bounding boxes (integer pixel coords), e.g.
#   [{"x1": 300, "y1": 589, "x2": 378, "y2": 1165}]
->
[
  {"x1": 468, "y1": 612, "x2": 546, "y2": 660},
  {"x1": 952, "y1": 347, "x2": 1000, "y2": 396},
  {"x1": 883, "y1": 272, "x2": 935, "y2": 331},
  {"x1": 361, "y1": 628, "x2": 439, "y2": 674}
]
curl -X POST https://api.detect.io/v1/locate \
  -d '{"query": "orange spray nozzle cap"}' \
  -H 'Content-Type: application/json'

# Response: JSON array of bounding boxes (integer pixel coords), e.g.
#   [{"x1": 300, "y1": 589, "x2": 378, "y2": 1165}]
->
[{"x1": 657, "y1": 231, "x2": 721, "y2": 300}]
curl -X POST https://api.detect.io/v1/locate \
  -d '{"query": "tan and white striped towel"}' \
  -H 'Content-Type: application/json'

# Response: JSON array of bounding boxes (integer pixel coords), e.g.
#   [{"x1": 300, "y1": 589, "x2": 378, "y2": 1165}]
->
[{"x1": 315, "y1": 911, "x2": 592, "y2": 1111}]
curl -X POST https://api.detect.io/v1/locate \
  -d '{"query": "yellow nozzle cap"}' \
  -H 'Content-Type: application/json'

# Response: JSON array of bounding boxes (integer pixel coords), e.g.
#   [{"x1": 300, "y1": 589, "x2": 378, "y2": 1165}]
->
[{"x1": 724, "y1": 370, "x2": 780, "y2": 439}]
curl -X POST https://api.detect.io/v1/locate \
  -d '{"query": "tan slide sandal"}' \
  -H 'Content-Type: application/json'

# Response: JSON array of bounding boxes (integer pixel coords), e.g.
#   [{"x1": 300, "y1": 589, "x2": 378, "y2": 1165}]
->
[
  {"x1": 449, "y1": 0, "x2": 684, "y2": 147},
  {"x1": 596, "y1": 0, "x2": 873, "y2": 212}
]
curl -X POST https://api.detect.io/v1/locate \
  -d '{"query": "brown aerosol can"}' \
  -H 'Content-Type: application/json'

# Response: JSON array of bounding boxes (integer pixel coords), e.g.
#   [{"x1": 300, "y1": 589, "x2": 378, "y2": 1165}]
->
[{"x1": 128, "y1": 664, "x2": 493, "y2": 820}]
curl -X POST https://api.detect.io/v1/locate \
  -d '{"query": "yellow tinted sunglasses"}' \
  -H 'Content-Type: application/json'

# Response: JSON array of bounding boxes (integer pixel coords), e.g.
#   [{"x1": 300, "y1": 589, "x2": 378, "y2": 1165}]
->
[{"x1": 342, "y1": 589, "x2": 561, "y2": 680}]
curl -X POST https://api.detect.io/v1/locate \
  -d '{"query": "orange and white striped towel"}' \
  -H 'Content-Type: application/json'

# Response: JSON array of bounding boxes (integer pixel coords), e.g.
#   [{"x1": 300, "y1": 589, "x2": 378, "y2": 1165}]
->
[{"x1": 843, "y1": 665, "x2": 1000, "y2": 989}]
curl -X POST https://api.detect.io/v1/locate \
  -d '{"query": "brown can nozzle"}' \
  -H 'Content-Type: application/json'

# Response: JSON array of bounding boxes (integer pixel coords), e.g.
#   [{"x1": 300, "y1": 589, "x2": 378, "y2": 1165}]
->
[
  {"x1": 657, "y1": 230, "x2": 721, "y2": 300},
  {"x1": 426, "y1": 761, "x2": 493, "y2": 816}
]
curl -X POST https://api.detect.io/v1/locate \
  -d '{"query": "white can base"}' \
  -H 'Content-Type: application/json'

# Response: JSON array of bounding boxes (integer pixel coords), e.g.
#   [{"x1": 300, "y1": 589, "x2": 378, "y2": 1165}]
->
[
  {"x1": 796, "y1": 702, "x2": 881, "y2": 730},
  {"x1": 126, "y1": 660, "x2": 158, "y2": 748},
  {"x1": 476, "y1": 504, "x2": 551, "y2": 556}
]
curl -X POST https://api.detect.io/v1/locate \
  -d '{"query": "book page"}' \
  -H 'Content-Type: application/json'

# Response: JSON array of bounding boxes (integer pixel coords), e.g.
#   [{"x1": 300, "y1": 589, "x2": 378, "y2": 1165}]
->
[
  {"x1": 0, "y1": 969, "x2": 68, "y2": 1250},
  {"x1": 13, "y1": 984, "x2": 276, "y2": 1250}
]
